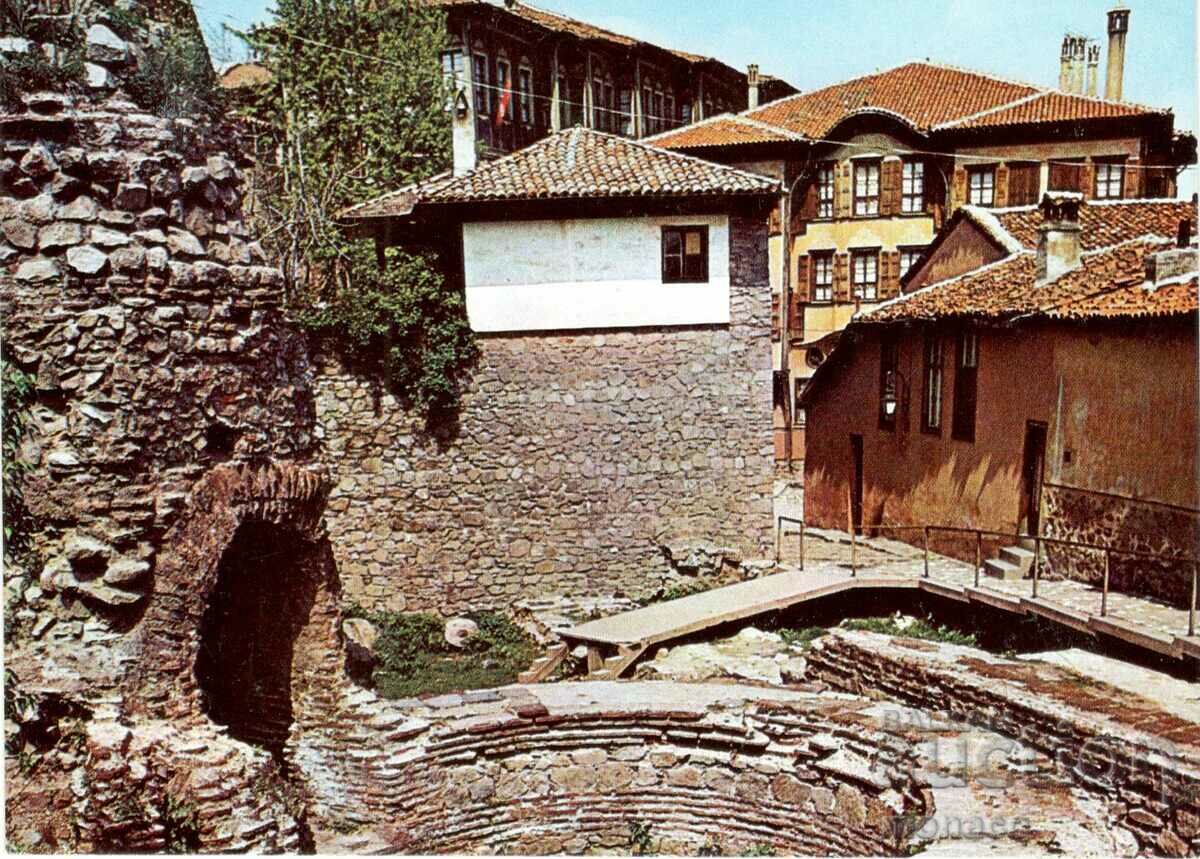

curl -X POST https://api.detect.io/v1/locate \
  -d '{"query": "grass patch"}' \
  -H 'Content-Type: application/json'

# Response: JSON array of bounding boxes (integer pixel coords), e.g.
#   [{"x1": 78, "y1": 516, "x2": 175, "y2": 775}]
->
[
  {"x1": 777, "y1": 626, "x2": 829, "y2": 650},
  {"x1": 347, "y1": 608, "x2": 536, "y2": 699},
  {"x1": 636, "y1": 579, "x2": 720, "y2": 607},
  {"x1": 841, "y1": 613, "x2": 978, "y2": 647}
]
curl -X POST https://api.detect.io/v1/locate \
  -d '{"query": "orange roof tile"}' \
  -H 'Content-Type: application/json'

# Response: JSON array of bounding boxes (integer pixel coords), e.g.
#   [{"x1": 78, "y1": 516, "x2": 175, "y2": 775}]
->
[
  {"x1": 989, "y1": 199, "x2": 1197, "y2": 251},
  {"x1": 653, "y1": 61, "x2": 1169, "y2": 149},
  {"x1": 644, "y1": 114, "x2": 804, "y2": 148},
  {"x1": 341, "y1": 127, "x2": 780, "y2": 219},
  {"x1": 862, "y1": 237, "x2": 1197, "y2": 323}
]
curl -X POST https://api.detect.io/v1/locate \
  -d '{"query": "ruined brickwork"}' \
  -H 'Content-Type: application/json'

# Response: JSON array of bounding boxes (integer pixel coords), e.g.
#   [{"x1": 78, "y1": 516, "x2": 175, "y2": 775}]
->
[
  {"x1": 316, "y1": 214, "x2": 775, "y2": 614},
  {"x1": 808, "y1": 630, "x2": 1200, "y2": 857}
]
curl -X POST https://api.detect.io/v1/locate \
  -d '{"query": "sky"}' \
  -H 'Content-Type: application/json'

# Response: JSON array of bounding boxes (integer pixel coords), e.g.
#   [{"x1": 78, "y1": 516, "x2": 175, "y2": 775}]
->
[{"x1": 194, "y1": 0, "x2": 1199, "y2": 194}]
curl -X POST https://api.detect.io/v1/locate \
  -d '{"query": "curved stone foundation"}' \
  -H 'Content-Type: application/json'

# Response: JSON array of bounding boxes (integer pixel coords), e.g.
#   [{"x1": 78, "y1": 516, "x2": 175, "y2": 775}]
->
[{"x1": 298, "y1": 683, "x2": 932, "y2": 855}]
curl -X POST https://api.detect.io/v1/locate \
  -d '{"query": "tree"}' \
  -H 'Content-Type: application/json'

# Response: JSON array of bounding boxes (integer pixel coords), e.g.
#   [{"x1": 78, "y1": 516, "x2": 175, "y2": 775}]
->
[{"x1": 248, "y1": 0, "x2": 475, "y2": 417}]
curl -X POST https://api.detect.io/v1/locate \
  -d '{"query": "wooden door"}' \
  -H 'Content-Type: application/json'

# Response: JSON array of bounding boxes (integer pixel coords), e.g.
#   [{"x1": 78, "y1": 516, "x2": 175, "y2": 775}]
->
[{"x1": 1020, "y1": 421, "x2": 1047, "y2": 536}]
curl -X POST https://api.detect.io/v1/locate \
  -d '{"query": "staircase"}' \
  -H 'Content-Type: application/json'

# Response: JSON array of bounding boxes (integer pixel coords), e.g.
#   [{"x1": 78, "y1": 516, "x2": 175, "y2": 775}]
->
[{"x1": 984, "y1": 539, "x2": 1037, "y2": 581}]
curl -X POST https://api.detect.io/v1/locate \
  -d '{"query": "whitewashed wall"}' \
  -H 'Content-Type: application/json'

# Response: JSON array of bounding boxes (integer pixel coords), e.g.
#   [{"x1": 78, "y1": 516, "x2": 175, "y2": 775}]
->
[{"x1": 461, "y1": 214, "x2": 730, "y2": 332}]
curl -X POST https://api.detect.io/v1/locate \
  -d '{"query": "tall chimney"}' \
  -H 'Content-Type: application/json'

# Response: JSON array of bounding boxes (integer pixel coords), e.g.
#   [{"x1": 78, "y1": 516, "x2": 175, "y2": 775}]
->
[
  {"x1": 1058, "y1": 37, "x2": 1072, "y2": 91},
  {"x1": 747, "y1": 64, "x2": 760, "y2": 110},
  {"x1": 451, "y1": 89, "x2": 477, "y2": 176},
  {"x1": 1085, "y1": 44, "x2": 1100, "y2": 96},
  {"x1": 1105, "y1": 4, "x2": 1130, "y2": 101},
  {"x1": 1036, "y1": 193, "x2": 1084, "y2": 283},
  {"x1": 1069, "y1": 37, "x2": 1086, "y2": 94}
]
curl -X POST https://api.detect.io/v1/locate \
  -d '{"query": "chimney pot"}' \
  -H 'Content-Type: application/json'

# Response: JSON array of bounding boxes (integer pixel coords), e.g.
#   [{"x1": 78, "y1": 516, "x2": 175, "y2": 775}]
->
[
  {"x1": 1105, "y1": 5, "x2": 1129, "y2": 100},
  {"x1": 1085, "y1": 44, "x2": 1100, "y2": 97},
  {"x1": 747, "y1": 64, "x2": 761, "y2": 110},
  {"x1": 1036, "y1": 192, "x2": 1084, "y2": 283}
]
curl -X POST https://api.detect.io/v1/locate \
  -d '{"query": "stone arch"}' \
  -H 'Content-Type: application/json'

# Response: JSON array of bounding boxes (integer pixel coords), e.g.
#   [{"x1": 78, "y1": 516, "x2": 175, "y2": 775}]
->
[{"x1": 127, "y1": 462, "x2": 352, "y2": 753}]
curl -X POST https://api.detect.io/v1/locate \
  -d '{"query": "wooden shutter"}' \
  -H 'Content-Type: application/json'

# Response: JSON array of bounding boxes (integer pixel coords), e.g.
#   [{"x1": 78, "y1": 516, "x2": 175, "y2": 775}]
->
[
  {"x1": 796, "y1": 254, "x2": 810, "y2": 303},
  {"x1": 1081, "y1": 162, "x2": 1096, "y2": 200},
  {"x1": 833, "y1": 253, "x2": 850, "y2": 302},
  {"x1": 1048, "y1": 160, "x2": 1085, "y2": 192},
  {"x1": 771, "y1": 293, "x2": 781, "y2": 341},
  {"x1": 880, "y1": 159, "x2": 901, "y2": 216},
  {"x1": 835, "y1": 162, "x2": 852, "y2": 219},
  {"x1": 788, "y1": 289, "x2": 803, "y2": 339},
  {"x1": 768, "y1": 205, "x2": 781, "y2": 236},
  {"x1": 1006, "y1": 162, "x2": 1040, "y2": 206},
  {"x1": 799, "y1": 177, "x2": 819, "y2": 221},
  {"x1": 951, "y1": 166, "x2": 967, "y2": 212},
  {"x1": 994, "y1": 164, "x2": 1009, "y2": 208},
  {"x1": 881, "y1": 251, "x2": 901, "y2": 298},
  {"x1": 926, "y1": 163, "x2": 948, "y2": 228},
  {"x1": 1124, "y1": 157, "x2": 1141, "y2": 198}
]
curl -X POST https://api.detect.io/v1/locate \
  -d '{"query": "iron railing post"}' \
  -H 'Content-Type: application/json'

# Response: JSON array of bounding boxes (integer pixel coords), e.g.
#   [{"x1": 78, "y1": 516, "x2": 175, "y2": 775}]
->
[
  {"x1": 850, "y1": 526, "x2": 857, "y2": 578},
  {"x1": 974, "y1": 530, "x2": 982, "y2": 588},
  {"x1": 923, "y1": 527, "x2": 930, "y2": 579},
  {"x1": 799, "y1": 519, "x2": 805, "y2": 571},
  {"x1": 1190, "y1": 562, "x2": 1197, "y2": 638},
  {"x1": 1101, "y1": 549, "x2": 1109, "y2": 617},
  {"x1": 1032, "y1": 535, "x2": 1041, "y2": 599}
]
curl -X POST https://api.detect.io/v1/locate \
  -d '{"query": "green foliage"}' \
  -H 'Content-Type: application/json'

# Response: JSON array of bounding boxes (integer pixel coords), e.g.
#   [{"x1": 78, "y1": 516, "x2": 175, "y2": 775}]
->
[
  {"x1": 628, "y1": 821, "x2": 656, "y2": 856},
  {"x1": 636, "y1": 579, "x2": 720, "y2": 607},
  {"x1": 0, "y1": 50, "x2": 85, "y2": 111},
  {"x1": 103, "y1": 5, "x2": 147, "y2": 41},
  {"x1": 162, "y1": 795, "x2": 201, "y2": 854},
  {"x1": 298, "y1": 246, "x2": 476, "y2": 415},
  {"x1": 741, "y1": 844, "x2": 778, "y2": 857},
  {"x1": 777, "y1": 626, "x2": 828, "y2": 650},
  {"x1": 248, "y1": 0, "x2": 472, "y2": 419},
  {"x1": 121, "y1": 30, "x2": 221, "y2": 119},
  {"x1": 2, "y1": 357, "x2": 38, "y2": 564},
  {"x1": 841, "y1": 613, "x2": 978, "y2": 647},
  {"x1": 697, "y1": 837, "x2": 724, "y2": 856},
  {"x1": 348, "y1": 608, "x2": 536, "y2": 699}
]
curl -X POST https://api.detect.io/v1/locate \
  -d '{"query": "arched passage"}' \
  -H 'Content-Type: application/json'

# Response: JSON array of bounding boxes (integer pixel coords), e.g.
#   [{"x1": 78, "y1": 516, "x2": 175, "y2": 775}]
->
[{"x1": 194, "y1": 519, "x2": 319, "y2": 755}]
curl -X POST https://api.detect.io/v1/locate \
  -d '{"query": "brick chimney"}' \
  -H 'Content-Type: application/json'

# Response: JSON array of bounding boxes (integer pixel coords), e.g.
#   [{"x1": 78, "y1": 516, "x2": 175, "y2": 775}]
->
[
  {"x1": 1106, "y1": 4, "x2": 1130, "y2": 101},
  {"x1": 1058, "y1": 37, "x2": 1072, "y2": 91},
  {"x1": 1036, "y1": 193, "x2": 1083, "y2": 283},
  {"x1": 747, "y1": 64, "x2": 760, "y2": 110},
  {"x1": 1085, "y1": 44, "x2": 1100, "y2": 96},
  {"x1": 1069, "y1": 36, "x2": 1086, "y2": 94}
]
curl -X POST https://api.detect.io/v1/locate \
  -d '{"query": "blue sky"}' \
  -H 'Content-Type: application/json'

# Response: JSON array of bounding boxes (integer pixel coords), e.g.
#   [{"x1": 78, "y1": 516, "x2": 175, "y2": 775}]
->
[{"x1": 195, "y1": 0, "x2": 1198, "y2": 193}]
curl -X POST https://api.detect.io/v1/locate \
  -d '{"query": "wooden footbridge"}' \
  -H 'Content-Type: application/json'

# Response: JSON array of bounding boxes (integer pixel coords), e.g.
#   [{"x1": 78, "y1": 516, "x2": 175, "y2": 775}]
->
[{"x1": 520, "y1": 522, "x2": 1200, "y2": 683}]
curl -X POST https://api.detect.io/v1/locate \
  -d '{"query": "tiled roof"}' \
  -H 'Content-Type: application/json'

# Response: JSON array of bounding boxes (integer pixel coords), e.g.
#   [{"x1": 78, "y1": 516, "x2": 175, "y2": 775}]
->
[
  {"x1": 644, "y1": 114, "x2": 805, "y2": 148},
  {"x1": 341, "y1": 128, "x2": 780, "y2": 219},
  {"x1": 653, "y1": 61, "x2": 1168, "y2": 149},
  {"x1": 862, "y1": 237, "x2": 1197, "y2": 323},
  {"x1": 988, "y1": 199, "x2": 1198, "y2": 252}
]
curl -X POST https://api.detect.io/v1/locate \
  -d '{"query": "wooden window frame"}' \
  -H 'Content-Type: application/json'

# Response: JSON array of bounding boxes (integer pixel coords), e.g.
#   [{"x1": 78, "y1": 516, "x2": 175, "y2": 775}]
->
[
  {"x1": 853, "y1": 160, "x2": 881, "y2": 216},
  {"x1": 661, "y1": 225, "x2": 709, "y2": 284},
  {"x1": 901, "y1": 160, "x2": 926, "y2": 213},
  {"x1": 518, "y1": 66, "x2": 534, "y2": 126},
  {"x1": 850, "y1": 248, "x2": 879, "y2": 300},
  {"x1": 473, "y1": 52, "x2": 490, "y2": 116},
  {"x1": 809, "y1": 251, "x2": 834, "y2": 303},
  {"x1": 816, "y1": 164, "x2": 835, "y2": 219},
  {"x1": 1094, "y1": 159, "x2": 1126, "y2": 199},
  {"x1": 878, "y1": 334, "x2": 899, "y2": 430},
  {"x1": 898, "y1": 245, "x2": 926, "y2": 280},
  {"x1": 951, "y1": 328, "x2": 979, "y2": 442},
  {"x1": 967, "y1": 166, "x2": 996, "y2": 206},
  {"x1": 921, "y1": 333, "x2": 944, "y2": 435}
]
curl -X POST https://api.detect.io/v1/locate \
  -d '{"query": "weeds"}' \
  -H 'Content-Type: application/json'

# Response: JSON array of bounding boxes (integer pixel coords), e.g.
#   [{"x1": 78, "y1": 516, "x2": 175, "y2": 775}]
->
[
  {"x1": 777, "y1": 626, "x2": 828, "y2": 650},
  {"x1": 628, "y1": 821, "x2": 656, "y2": 855},
  {"x1": 841, "y1": 613, "x2": 977, "y2": 647}
]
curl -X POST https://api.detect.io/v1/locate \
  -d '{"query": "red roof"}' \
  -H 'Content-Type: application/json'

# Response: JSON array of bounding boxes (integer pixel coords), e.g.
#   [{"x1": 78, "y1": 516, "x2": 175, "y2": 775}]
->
[
  {"x1": 863, "y1": 237, "x2": 1197, "y2": 323},
  {"x1": 644, "y1": 114, "x2": 805, "y2": 149},
  {"x1": 341, "y1": 127, "x2": 781, "y2": 219},
  {"x1": 652, "y1": 61, "x2": 1168, "y2": 149},
  {"x1": 989, "y1": 199, "x2": 1198, "y2": 251}
]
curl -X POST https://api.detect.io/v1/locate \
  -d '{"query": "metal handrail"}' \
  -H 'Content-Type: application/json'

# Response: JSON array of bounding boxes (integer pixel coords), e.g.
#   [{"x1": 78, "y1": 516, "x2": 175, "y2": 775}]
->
[{"x1": 785, "y1": 517, "x2": 1200, "y2": 639}]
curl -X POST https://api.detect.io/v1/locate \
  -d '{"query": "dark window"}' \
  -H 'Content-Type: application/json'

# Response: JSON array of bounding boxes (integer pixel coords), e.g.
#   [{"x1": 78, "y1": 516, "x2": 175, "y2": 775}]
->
[
  {"x1": 473, "y1": 53, "x2": 490, "y2": 116},
  {"x1": 442, "y1": 49, "x2": 465, "y2": 86},
  {"x1": 901, "y1": 161, "x2": 925, "y2": 213},
  {"x1": 1048, "y1": 159, "x2": 1085, "y2": 193},
  {"x1": 817, "y1": 164, "x2": 835, "y2": 218},
  {"x1": 854, "y1": 160, "x2": 880, "y2": 216},
  {"x1": 810, "y1": 251, "x2": 833, "y2": 302},
  {"x1": 921, "y1": 333, "x2": 943, "y2": 434},
  {"x1": 662, "y1": 226, "x2": 709, "y2": 283},
  {"x1": 495, "y1": 60, "x2": 511, "y2": 121},
  {"x1": 773, "y1": 370, "x2": 788, "y2": 413},
  {"x1": 618, "y1": 88, "x2": 634, "y2": 136},
  {"x1": 879, "y1": 334, "x2": 899, "y2": 430},
  {"x1": 1006, "y1": 161, "x2": 1041, "y2": 206},
  {"x1": 952, "y1": 329, "x2": 979, "y2": 442},
  {"x1": 967, "y1": 166, "x2": 995, "y2": 206},
  {"x1": 851, "y1": 249, "x2": 878, "y2": 300},
  {"x1": 794, "y1": 381, "x2": 805, "y2": 424},
  {"x1": 518, "y1": 67, "x2": 533, "y2": 125},
  {"x1": 1094, "y1": 159, "x2": 1125, "y2": 199}
]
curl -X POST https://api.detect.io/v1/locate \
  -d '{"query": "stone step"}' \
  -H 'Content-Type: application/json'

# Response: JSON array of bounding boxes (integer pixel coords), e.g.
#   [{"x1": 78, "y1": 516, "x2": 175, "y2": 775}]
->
[
  {"x1": 1000, "y1": 546, "x2": 1036, "y2": 571},
  {"x1": 984, "y1": 558, "x2": 1024, "y2": 581}
]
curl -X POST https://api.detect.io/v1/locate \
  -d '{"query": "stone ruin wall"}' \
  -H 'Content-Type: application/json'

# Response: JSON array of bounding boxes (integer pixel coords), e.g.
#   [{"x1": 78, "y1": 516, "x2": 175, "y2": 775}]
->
[
  {"x1": 1042, "y1": 484, "x2": 1200, "y2": 607},
  {"x1": 315, "y1": 213, "x2": 776, "y2": 615},
  {"x1": 808, "y1": 629, "x2": 1200, "y2": 857}
]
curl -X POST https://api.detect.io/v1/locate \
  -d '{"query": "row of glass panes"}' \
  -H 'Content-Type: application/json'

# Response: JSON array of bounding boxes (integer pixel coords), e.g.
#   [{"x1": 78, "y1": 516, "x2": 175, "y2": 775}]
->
[
  {"x1": 966, "y1": 160, "x2": 1126, "y2": 205},
  {"x1": 807, "y1": 247, "x2": 926, "y2": 302},
  {"x1": 815, "y1": 161, "x2": 927, "y2": 218}
]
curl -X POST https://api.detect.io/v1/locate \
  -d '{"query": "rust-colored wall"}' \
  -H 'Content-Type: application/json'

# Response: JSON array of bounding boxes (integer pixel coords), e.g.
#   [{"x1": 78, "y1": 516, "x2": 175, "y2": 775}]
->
[
  {"x1": 904, "y1": 221, "x2": 1007, "y2": 291},
  {"x1": 804, "y1": 319, "x2": 1199, "y2": 546}
]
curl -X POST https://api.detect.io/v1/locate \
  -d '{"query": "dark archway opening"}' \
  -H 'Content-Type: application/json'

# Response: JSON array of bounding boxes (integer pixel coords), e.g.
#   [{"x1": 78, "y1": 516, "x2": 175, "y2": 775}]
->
[{"x1": 195, "y1": 519, "x2": 318, "y2": 757}]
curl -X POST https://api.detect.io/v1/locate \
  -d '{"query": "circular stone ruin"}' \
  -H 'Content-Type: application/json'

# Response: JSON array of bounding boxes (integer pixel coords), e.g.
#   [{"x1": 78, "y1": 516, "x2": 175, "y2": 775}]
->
[{"x1": 301, "y1": 682, "x2": 933, "y2": 855}]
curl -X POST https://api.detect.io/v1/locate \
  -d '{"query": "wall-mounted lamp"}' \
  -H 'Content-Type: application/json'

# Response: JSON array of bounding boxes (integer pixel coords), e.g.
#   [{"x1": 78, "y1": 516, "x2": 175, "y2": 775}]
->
[{"x1": 454, "y1": 89, "x2": 470, "y2": 119}]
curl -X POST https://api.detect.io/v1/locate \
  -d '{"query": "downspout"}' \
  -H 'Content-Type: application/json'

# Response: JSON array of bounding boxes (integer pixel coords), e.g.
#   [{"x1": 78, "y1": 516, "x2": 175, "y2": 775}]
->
[{"x1": 779, "y1": 165, "x2": 802, "y2": 470}]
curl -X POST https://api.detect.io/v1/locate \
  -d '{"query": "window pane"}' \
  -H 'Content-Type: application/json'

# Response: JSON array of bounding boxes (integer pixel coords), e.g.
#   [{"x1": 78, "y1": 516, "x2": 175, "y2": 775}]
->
[
  {"x1": 664, "y1": 255, "x2": 682, "y2": 281},
  {"x1": 664, "y1": 230, "x2": 681, "y2": 255}
]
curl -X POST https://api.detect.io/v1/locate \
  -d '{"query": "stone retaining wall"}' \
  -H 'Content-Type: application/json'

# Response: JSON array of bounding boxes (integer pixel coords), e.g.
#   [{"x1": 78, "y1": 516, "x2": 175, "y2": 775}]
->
[
  {"x1": 293, "y1": 682, "x2": 932, "y2": 855},
  {"x1": 315, "y1": 214, "x2": 775, "y2": 615},
  {"x1": 807, "y1": 629, "x2": 1200, "y2": 857}
]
